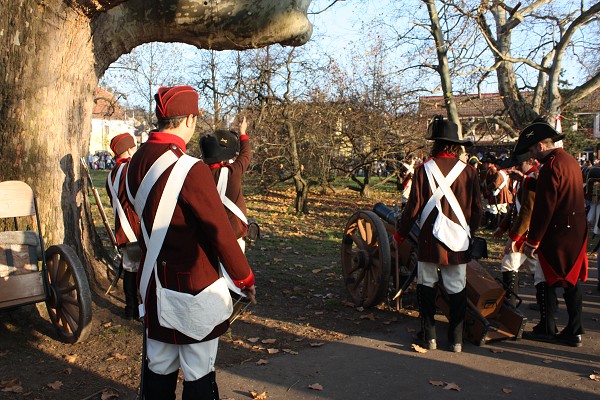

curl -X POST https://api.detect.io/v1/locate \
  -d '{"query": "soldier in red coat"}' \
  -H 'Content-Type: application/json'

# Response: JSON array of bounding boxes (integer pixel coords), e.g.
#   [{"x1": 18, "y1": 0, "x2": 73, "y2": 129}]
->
[
  {"x1": 394, "y1": 116, "x2": 482, "y2": 353},
  {"x1": 200, "y1": 116, "x2": 252, "y2": 250},
  {"x1": 515, "y1": 120, "x2": 588, "y2": 347},
  {"x1": 105, "y1": 133, "x2": 140, "y2": 319},
  {"x1": 127, "y1": 86, "x2": 256, "y2": 399}
]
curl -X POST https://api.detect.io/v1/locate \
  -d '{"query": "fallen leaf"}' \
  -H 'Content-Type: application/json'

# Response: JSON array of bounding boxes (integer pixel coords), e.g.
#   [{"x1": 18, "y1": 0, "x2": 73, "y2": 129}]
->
[
  {"x1": 309, "y1": 342, "x2": 325, "y2": 347},
  {"x1": 443, "y1": 382, "x2": 461, "y2": 391},
  {"x1": 267, "y1": 348, "x2": 279, "y2": 354},
  {"x1": 102, "y1": 322, "x2": 112, "y2": 328},
  {"x1": 590, "y1": 374, "x2": 600, "y2": 381},
  {"x1": 542, "y1": 359, "x2": 552, "y2": 364},
  {"x1": 0, "y1": 379, "x2": 23, "y2": 393},
  {"x1": 502, "y1": 387, "x2": 513, "y2": 394},
  {"x1": 65, "y1": 354, "x2": 78, "y2": 363},
  {"x1": 429, "y1": 380, "x2": 445, "y2": 387},
  {"x1": 360, "y1": 313, "x2": 375, "y2": 320},
  {"x1": 0, "y1": 351, "x2": 8, "y2": 357},
  {"x1": 255, "y1": 359, "x2": 269, "y2": 366},
  {"x1": 308, "y1": 383, "x2": 323, "y2": 391},
  {"x1": 47, "y1": 381, "x2": 63, "y2": 390},
  {"x1": 356, "y1": 306, "x2": 364, "y2": 312},
  {"x1": 261, "y1": 339, "x2": 277, "y2": 344},
  {"x1": 312, "y1": 269, "x2": 321, "y2": 274},
  {"x1": 101, "y1": 388, "x2": 120, "y2": 399},
  {"x1": 412, "y1": 344, "x2": 428, "y2": 353},
  {"x1": 250, "y1": 390, "x2": 268, "y2": 399},
  {"x1": 247, "y1": 337, "x2": 260, "y2": 343},
  {"x1": 490, "y1": 349, "x2": 504, "y2": 353},
  {"x1": 314, "y1": 311, "x2": 324, "y2": 316},
  {"x1": 282, "y1": 349, "x2": 298, "y2": 355},
  {"x1": 65, "y1": 368, "x2": 72, "y2": 375}
]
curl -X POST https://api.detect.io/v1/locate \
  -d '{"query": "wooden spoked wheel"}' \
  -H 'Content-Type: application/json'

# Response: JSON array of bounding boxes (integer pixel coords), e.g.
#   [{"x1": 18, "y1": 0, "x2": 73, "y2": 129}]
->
[
  {"x1": 341, "y1": 210, "x2": 391, "y2": 307},
  {"x1": 45, "y1": 245, "x2": 92, "y2": 344}
]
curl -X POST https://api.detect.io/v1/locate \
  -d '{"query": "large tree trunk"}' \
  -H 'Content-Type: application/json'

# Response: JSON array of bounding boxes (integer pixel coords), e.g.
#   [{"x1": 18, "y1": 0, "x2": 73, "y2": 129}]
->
[{"x1": 0, "y1": 0, "x2": 312, "y2": 288}]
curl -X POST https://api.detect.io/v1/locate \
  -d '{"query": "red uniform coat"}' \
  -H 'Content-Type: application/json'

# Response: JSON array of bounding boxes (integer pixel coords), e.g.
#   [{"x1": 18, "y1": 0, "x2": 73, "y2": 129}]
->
[
  {"x1": 126, "y1": 132, "x2": 255, "y2": 344},
  {"x1": 526, "y1": 148, "x2": 588, "y2": 286},
  {"x1": 207, "y1": 134, "x2": 251, "y2": 239},
  {"x1": 507, "y1": 167, "x2": 538, "y2": 246},
  {"x1": 395, "y1": 153, "x2": 482, "y2": 265},
  {"x1": 485, "y1": 168, "x2": 513, "y2": 206},
  {"x1": 105, "y1": 158, "x2": 141, "y2": 248}
]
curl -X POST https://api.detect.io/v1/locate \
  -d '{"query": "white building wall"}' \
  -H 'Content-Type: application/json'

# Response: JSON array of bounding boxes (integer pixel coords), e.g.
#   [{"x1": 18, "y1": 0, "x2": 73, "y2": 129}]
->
[{"x1": 90, "y1": 118, "x2": 137, "y2": 154}]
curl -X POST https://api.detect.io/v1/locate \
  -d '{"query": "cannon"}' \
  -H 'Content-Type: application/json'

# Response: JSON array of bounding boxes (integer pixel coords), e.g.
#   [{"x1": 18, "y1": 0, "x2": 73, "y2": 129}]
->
[{"x1": 341, "y1": 202, "x2": 526, "y2": 345}]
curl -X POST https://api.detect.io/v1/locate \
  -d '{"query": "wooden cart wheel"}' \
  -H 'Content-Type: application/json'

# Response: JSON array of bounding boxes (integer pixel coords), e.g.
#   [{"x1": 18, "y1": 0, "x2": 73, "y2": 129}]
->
[
  {"x1": 341, "y1": 210, "x2": 391, "y2": 307},
  {"x1": 45, "y1": 245, "x2": 92, "y2": 344}
]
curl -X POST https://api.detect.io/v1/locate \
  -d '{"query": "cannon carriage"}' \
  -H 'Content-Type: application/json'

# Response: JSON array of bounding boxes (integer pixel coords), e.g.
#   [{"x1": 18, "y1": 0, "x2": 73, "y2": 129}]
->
[
  {"x1": 0, "y1": 181, "x2": 92, "y2": 344},
  {"x1": 341, "y1": 202, "x2": 526, "y2": 345}
]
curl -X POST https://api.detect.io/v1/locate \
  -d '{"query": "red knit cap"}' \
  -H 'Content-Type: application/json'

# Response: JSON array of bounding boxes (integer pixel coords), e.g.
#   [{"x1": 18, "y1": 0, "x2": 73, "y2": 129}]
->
[
  {"x1": 155, "y1": 86, "x2": 199, "y2": 119},
  {"x1": 110, "y1": 133, "x2": 136, "y2": 156}
]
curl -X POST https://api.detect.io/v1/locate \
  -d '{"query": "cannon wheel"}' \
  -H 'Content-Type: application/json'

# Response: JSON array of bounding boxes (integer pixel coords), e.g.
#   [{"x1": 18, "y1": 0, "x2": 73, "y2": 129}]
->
[
  {"x1": 45, "y1": 245, "x2": 92, "y2": 344},
  {"x1": 341, "y1": 210, "x2": 391, "y2": 307}
]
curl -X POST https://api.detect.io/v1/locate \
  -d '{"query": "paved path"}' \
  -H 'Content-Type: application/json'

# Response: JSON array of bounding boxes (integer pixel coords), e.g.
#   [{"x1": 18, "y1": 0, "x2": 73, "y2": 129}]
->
[{"x1": 216, "y1": 279, "x2": 600, "y2": 400}]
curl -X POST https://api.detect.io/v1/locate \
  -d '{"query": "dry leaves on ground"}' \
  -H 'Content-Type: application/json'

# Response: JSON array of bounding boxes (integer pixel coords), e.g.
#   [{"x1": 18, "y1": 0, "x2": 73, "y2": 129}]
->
[
  {"x1": 428, "y1": 380, "x2": 461, "y2": 391},
  {"x1": 47, "y1": 381, "x2": 63, "y2": 390},
  {"x1": 412, "y1": 344, "x2": 428, "y2": 353},
  {"x1": 250, "y1": 390, "x2": 268, "y2": 399},
  {"x1": 0, "y1": 379, "x2": 23, "y2": 393},
  {"x1": 308, "y1": 383, "x2": 324, "y2": 391}
]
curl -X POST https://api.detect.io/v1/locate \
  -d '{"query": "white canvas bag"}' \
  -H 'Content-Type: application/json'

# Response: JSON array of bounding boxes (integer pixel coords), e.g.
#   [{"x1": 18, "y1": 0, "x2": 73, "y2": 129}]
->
[
  {"x1": 132, "y1": 153, "x2": 233, "y2": 340},
  {"x1": 421, "y1": 161, "x2": 470, "y2": 252}
]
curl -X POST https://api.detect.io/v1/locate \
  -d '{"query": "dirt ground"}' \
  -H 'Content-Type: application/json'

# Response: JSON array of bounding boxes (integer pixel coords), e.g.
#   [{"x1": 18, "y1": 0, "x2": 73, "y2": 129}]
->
[{"x1": 0, "y1": 187, "x2": 598, "y2": 399}]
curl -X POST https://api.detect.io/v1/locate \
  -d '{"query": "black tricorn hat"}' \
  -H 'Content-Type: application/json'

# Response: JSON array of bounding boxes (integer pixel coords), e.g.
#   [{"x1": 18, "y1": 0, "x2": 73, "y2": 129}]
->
[
  {"x1": 200, "y1": 131, "x2": 239, "y2": 164},
  {"x1": 499, "y1": 151, "x2": 533, "y2": 169},
  {"x1": 513, "y1": 119, "x2": 565, "y2": 155},
  {"x1": 426, "y1": 115, "x2": 473, "y2": 147}
]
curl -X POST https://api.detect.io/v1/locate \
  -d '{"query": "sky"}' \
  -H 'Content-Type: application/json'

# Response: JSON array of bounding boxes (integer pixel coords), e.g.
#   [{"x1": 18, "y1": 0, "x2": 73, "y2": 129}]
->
[{"x1": 101, "y1": 0, "x2": 593, "y2": 110}]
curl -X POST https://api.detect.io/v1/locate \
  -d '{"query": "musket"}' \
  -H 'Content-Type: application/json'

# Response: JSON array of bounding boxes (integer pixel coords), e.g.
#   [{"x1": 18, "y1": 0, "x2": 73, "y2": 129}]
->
[{"x1": 80, "y1": 157, "x2": 122, "y2": 294}]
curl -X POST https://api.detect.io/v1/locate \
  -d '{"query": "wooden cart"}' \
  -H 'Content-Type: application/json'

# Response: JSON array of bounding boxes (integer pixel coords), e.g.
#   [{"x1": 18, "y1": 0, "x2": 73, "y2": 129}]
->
[
  {"x1": 0, "y1": 181, "x2": 92, "y2": 343},
  {"x1": 340, "y1": 202, "x2": 526, "y2": 345}
]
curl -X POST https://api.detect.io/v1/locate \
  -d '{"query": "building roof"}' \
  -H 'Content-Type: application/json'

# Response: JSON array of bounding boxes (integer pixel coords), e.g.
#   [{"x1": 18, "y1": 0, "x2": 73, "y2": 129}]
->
[
  {"x1": 418, "y1": 92, "x2": 507, "y2": 120},
  {"x1": 93, "y1": 87, "x2": 126, "y2": 119}
]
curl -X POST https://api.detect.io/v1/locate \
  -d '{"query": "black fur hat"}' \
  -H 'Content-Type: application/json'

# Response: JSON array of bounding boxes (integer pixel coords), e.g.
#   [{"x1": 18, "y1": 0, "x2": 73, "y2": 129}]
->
[{"x1": 199, "y1": 134, "x2": 235, "y2": 164}]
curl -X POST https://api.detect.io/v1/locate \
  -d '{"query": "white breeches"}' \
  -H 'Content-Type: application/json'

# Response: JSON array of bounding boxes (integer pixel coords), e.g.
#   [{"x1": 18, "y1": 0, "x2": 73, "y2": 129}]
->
[
  {"x1": 146, "y1": 337, "x2": 219, "y2": 381},
  {"x1": 417, "y1": 261, "x2": 466, "y2": 294}
]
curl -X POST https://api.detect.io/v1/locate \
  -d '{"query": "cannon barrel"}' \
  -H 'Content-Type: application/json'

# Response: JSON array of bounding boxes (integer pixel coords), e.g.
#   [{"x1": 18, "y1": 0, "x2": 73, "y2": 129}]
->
[{"x1": 373, "y1": 202, "x2": 399, "y2": 226}]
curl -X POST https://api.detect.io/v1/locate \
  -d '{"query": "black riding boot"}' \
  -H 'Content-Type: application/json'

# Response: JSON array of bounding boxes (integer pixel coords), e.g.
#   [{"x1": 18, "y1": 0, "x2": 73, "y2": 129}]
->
[
  {"x1": 123, "y1": 270, "x2": 139, "y2": 320},
  {"x1": 556, "y1": 283, "x2": 584, "y2": 347},
  {"x1": 182, "y1": 371, "x2": 219, "y2": 400},
  {"x1": 524, "y1": 282, "x2": 557, "y2": 342},
  {"x1": 448, "y1": 289, "x2": 467, "y2": 353},
  {"x1": 502, "y1": 271, "x2": 519, "y2": 308},
  {"x1": 417, "y1": 284, "x2": 437, "y2": 350},
  {"x1": 142, "y1": 366, "x2": 178, "y2": 400}
]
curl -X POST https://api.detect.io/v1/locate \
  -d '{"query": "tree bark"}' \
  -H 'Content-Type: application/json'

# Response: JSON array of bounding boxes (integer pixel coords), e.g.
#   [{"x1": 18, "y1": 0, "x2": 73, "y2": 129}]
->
[
  {"x1": 424, "y1": 0, "x2": 462, "y2": 137},
  {"x1": 0, "y1": 0, "x2": 312, "y2": 288}
]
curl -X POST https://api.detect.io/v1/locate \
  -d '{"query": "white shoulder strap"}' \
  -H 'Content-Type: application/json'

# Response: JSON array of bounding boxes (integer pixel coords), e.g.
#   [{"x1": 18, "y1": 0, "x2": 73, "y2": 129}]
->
[
  {"x1": 492, "y1": 170, "x2": 509, "y2": 196},
  {"x1": 108, "y1": 164, "x2": 137, "y2": 243},
  {"x1": 216, "y1": 168, "x2": 248, "y2": 225},
  {"x1": 419, "y1": 160, "x2": 465, "y2": 227},
  {"x1": 126, "y1": 150, "x2": 179, "y2": 216},
  {"x1": 427, "y1": 161, "x2": 470, "y2": 237},
  {"x1": 137, "y1": 154, "x2": 199, "y2": 317}
]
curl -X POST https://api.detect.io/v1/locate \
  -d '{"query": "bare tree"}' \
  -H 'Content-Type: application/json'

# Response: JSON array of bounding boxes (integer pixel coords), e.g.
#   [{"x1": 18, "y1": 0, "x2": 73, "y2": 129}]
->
[{"x1": 101, "y1": 42, "x2": 188, "y2": 126}]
